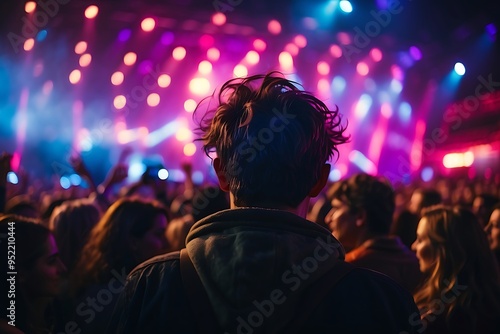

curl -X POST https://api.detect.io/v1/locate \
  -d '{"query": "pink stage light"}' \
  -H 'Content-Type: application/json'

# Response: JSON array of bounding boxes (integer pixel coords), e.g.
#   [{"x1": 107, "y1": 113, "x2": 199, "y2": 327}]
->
[
  {"x1": 253, "y1": 39, "x2": 266, "y2": 52},
  {"x1": 294, "y1": 35, "x2": 307, "y2": 48},
  {"x1": 172, "y1": 47, "x2": 186, "y2": 61},
  {"x1": 123, "y1": 52, "x2": 137, "y2": 66},
  {"x1": 207, "y1": 48, "x2": 220, "y2": 61},
  {"x1": 85, "y1": 5, "x2": 99, "y2": 19},
  {"x1": 329, "y1": 44, "x2": 342, "y2": 58},
  {"x1": 75, "y1": 41, "x2": 87, "y2": 54},
  {"x1": 141, "y1": 18, "x2": 156, "y2": 32},
  {"x1": 317, "y1": 61, "x2": 330, "y2": 75},
  {"x1": 356, "y1": 62, "x2": 369, "y2": 76},
  {"x1": 370, "y1": 48, "x2": 383, "y2": 62},
  {"x1": 245, "y1": 51, "x2": 260, "y2": 65},
  {"x1": 158, "y1": 74, "x2": 171, "y2": 88},
  {"x1": 183, "y1": 143, "x2": 196, "y2": 156},
  {"x1": 69, "y1": 69, "x2": 82, "y2": 84},
  {"x1": 79, "y1": 53, "x2": 92, "y2": 67},
  {"x1": 268, "y1": 20, "x2": 282, "y2": 35},
  {"x1": 25, "y1": 2, "x2": 36, "y2": 13},
  {"x1": 212, "y1": 12, "x2": 226, "y2": 26},
  {"x1": 23, "y1": 38, "x2": 35, "y2": 51},
  {"x1": 111, "y1": 71, "x2": 124, "y2": 86}
]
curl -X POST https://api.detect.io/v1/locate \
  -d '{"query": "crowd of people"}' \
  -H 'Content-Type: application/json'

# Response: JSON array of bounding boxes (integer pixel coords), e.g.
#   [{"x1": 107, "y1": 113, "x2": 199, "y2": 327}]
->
[{"x1": 1, "y1": 72, "x2": 499, "y2": 333}]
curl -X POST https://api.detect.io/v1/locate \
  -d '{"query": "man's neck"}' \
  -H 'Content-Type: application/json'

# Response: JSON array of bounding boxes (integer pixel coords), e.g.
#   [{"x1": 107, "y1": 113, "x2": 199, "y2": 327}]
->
[{"x1": 229, "y1": 193, "x2": 311, "y2": 218}]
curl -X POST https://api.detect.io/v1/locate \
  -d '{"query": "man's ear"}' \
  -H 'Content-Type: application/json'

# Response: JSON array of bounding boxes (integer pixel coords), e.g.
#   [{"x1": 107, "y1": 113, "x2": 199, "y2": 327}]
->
[
  {"x1": 214, "y1": 157, "x2": 230, "y2": 192},
  {"x1": 308, "y1": 164, "x2": 331, "y2": 197},
  {"x1": 355, "y1": 209, "x2": 367, "y2": 227}
]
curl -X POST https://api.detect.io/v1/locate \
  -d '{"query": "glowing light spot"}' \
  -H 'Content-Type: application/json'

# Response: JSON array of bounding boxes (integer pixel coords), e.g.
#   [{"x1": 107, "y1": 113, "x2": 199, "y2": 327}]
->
[
  {"x1": 398, "y1": 102, "x2": 412, "y2": 123},
  {"x1": 42, "y1": 80, "x2": 53, "y2": 95},
  {"x1": 339, "y1": 0, "x2": 353, "y2": 13},
  {"x1": 36, "y1": 30, "x2": 47, "y2": 42},
  {"x1": 184, "y1": 99, "x2": 197, "y2": 112},
  {"x1": 329, "y1": 44, "x2": 342, "y2": 58},
  {"x1": 391, "y1": 65, "x2": 404, "y2": 80},
  {"x1": 85, "y1": 5, "x2": 99, "y2": 19},
  {"x1": 454, "y1": 62, "x2": 466, "y2": 76},
  {"x1": 317, "y1": 61, "x2": 330, "y2": 75},
  {"x1": 381, "y1": 102, "x2": 392, "y2": 118},
  {"x1": 279, "y1": 52, "x2": 294, "y2": 72},
  {"x1": 199, "y1": 34, "x2": 214, "y2": 48},
  {"x1": 114, "y1": 95, "x2": 127, "y2": 109},
  {"x1": 268, "y1": 20, "x2": 282, "y2": 35},
  {"x1": 79, "y1": 53, "x2": 92, "y2": 67},
  {"x1": 317, "y1": 79, "x2": 330, "y2": 92},
  {"x1": 183, "y1": 143, "x2": 196, "y2": 156},
  {"x1": 421, "y1": 167, "x2": 434, "y2": 182},
  {"x1": 370, "y1": 48, "x2": 383, "y2": 62},
  {"x1": 70, "y1": 174, "x2": 82, "y2": 186},
  {"x1": 443, "y1": 152, "x2": 474, "y2": 168},
  {"x1": 284, "y1": 43, "x2": 299, "y2": 56},
  {"x1": 294, "y1": 35, "x2": 307, "y2": 48},
  {"x1": 75, "y1": 41, "x2": 87, "y2": 54},
  {"x1": 253, "y1": 39, "x2": 267, "y2": 52},
  {"x1": 124, "y1": 52, "x2": 137, "y2": 66},
  {"x1": 111, "y1": 71, "x2": 124, "y2": 85},
  {"x1": 212, "y1": 12, "x2": 226, "y2": 26},
  {"x1": 233, "y1": 64, "x2": 248, "y2": 77},
  {"x1": 23, "y1": 38, "x2": 34, "y2": 51},
  {"x1": 189, "y1": 77, "x2": 211, "y2": 95},
  {"x1": 354, "y1": 94, "x2": 373, "y2": 119},
  {"x1": 390, "y1": 79, "x2": 403, "y2": 94},
  {"x1": 158, "y1": 169, "x2": 169, "y2": 180},
  {"x1": 141, "y1": 18, "x2": 155, "y2": 32},
  {"x1": 69, "y1": 69, "x2": 81, "y2": 84},
  {"x1": 409, "y1": 46, "x2": 422, "y2": 60},
  {"x1": 349, "y1": 150, "x2": 377, "y2": 175},
  {"x1": 147, "y1": 93, "x2": 160, "y2": 107},
  {"x1": 60, "y1": 177, "x2": 71, "y2": 189},
  {"x1": 329, "y1": 169, "x2": 342, "y2": 182},
  {"x1": 161, "y1": 31, "x2": 174, "y2": 45},
  {"x1": 172, "y1": 47, "x2": 186, "y2": 61},
  {"x1": 25, "y1": 1, "x2": 36, "y2": 13},
  {"x1": 207, "y1": 48, "x2": 220, "y2": 61},
  {"x1": 364, "y1": 78, "x2": 376, "y2": 92},
  {"x1": 198, "y1": 60, "x2": 212, "y2": 74},
  {"x1": 356, "y1": 62, "x2": 369, "y2": 76},
  {"x1": 158, "y1": 74, "x2": 171, "y2": 88},
  {"x1": 118, "y1": 29, "x2": 132, "y2": 42},
  {"x1": 337, "y1": 32, "x2": 351, "y2": 44},
  {"x1": 7, "y1": 172, "x2": 18, "y2": 184},
  {"x1": 176, "y1": 128, "x2": 192, "y2": 141},
  {"x1": 245, "y1": 51, "x2": 260, "y2": 65},
  {"x1": 332, "y1": 76, "x2": 346, "y2": 93}
]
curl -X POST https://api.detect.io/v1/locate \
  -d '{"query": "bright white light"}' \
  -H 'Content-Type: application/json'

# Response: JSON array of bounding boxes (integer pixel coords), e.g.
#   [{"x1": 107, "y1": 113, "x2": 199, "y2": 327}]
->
[
  {"x1": 454, "y1": 62, "x2": 466, "y2": 76},
  {"x1": 329, "y1": 169, "x2": 342, "y2": 182},
  {"x1": 339, "y1": 0, "x2": 353, "y2": 13},
  {"x1": 158, "y1": 168, "x2": 169, "y2": 180},
  {"x1": 7, "y1": 172, "x2": 18, "y2": 184},
  {"x1": 129, "y1": 162, "x2": 147, "y2": 180}
]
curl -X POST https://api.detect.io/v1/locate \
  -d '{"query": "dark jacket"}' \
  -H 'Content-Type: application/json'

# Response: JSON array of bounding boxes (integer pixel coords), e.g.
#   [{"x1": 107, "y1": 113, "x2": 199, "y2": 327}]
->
[{"x1": 108, "y1": 208, "x2": 420, "y2": 333}]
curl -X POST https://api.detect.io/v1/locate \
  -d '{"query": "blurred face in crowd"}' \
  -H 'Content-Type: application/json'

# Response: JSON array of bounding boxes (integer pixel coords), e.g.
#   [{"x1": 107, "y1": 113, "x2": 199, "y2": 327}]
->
[
  {"x1": 412, "y1": 218, "x2": 436, "y2": 273},
  {"x1": 408, "y1": 192, "x2": 422, "y2": 215},
  {"x1": 134, "y1": 214, "x2": 169, "y2": 262},
  {"x1": 326, "y1": 198, "x2": 359, "y2": 252},
  {"x1": 485, "y1": 209, "x2": 500, "y2": 253},
  {"x1": 23, "y1": 235, "x2": 66, "y2": 298}
]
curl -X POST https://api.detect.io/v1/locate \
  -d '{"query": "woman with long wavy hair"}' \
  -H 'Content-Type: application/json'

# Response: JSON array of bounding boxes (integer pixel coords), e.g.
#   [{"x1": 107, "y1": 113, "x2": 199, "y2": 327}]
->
[
  {"x1": 411, "y1": 205, "x2": 500, "y2": 333},
  {"x1": 65, "y1": 197, "x2": 169, "y2": 333}
]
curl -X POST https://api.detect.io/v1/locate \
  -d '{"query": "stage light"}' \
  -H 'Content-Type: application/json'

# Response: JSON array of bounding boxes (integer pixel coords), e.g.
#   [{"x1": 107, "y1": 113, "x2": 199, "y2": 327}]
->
[
  {"x1": 42, "y1": 80, "x2": 53, "y2": 95},
  {"x1": 69, "y1": 69, "x2": 81, "y2": 84},
  {"x1": 212, "y1": 12, "x2": 226, "y2": 26},
  {"x1": 23, "y1": 38, "x2": 34, "y2": 51},
  {"x1": 294, "y1": 35, "x2": 307, "y2": 48},
  {"x1": 421, "y1": 167, "x2": 434, "y2": 182},
  {"x1": 317, "y1": 61, "x2": 330, "y2": 75},
  {"x1": 7, "y1": 172, "x2": 18, "y2": 184},
  {"x1": 111, "y1": 71, "x2": 124, "y2": 86},
  {"x1": 172, "y1": 47, "x2": 186, "y2": 61},
  {"x1": 268, "y1": 20, "x2": 282, "y2": 35},
  {"x1": 198, "y1": 60, "x2": 212, "y2": 74},
  {"x1": 329, "y1": 44, "x2": 342, "y2": 58},
  {"x1": 391, "y1": 65, "x2": 404, "y2": 80},
  {"x1": 279, "y1": 52, "x2": 293, "y2": 71},
  {"x1": 161, "y1": 31, "x2": 174, "y2": 45},
  {"x1": 233, "y1": 64, "x2": 248, "y2": 77},
  {"x1": 158, "y1": 169, "x2": 169, "y2": 180},
  {"x1": 337, "y1": 32, "x2": 351, "y2": 45},
  {"x1": 79, "y1": 53, "x2": 92, "y2": 67},
  {"x1": 25, "y1": 1, "x2": 36, "y2": 13},
  {"x1": 329, "y1": 169, "x2": 342, "y2": 182},
  {"x1": 60, "y1": 177, "x2": 71, "y2": 189},
  {"x1": 253, "y1": 39, "x2": 267, "y2": 52},
  {"x1": 158, "y1": 74, "x2": 171, "y2": 88},
  {"x1": 332, "y1": 76, "x2": 346, "y2": 93},
  {"x1": 70, "y1": 174, "x2": 82, "y2": 186},
  {"x1": 245, "y1": 51, "x2": 260, "y2": 65},
  {"x1": 75, "y1": 41, "x2": 87, "y2": 54},
  {"x1": 381, "y1": 102, "x2": 392, "y2": 118},
  {"x1": 284, "y1": 43, "x2": 299, "y2": 56},
  {"x1": 454, "y1": 62, "x2": 466, "y2": 76},
  {"x1": 113, "y1": 95, "x2": 127, "y2": 109},
  {"x1": 339, "y1": 0, "x2": 353, "y2": 13},
  {"x1": 207, "y1": 48, "x2": 220, "y2": 61},
  {"x1": 354, "y1": 94, "x2": 372, "y2": 119},
  {"x1": 189, "y1": 77, "x2": 210, "y2": 95},
  {"x1": 370, "y1": 48, "x2": 383, "y2": 62},
  {"x1": 175, "y1": 128, "x2": 191, "y2": 141},
  {"x1": 390, "y1": 79, "x2": 403, "y2": 94},
  {"x1": 349, "y1": 150, "x2": 377, "y2": 174},
  {"x1": 409, "y1": 46, "x2": 422, "y2": 60},
  {"x1": 123, "y1": 52, "x2": 137, "y2": 66},
  {"x1": 184, "y1": 99, "x2": 197, "y2": 112},
  {"x1": 317, "y1": 79, "x2": 330, "y2": 92},
  {"x1": 147, "y1": 93, "x2": 160, "y2": 107},
  {"x1": 141, "y1": 18, "x2": 155, "y2": 32},
  {"x1": 199, "y1": 35, "x2": 215, "y2": 48},
  {"x1": 183, "y1": 143, "x2": 196, "y2": 156},
  {"x1": 398, "y1": 102, "x2": 412, "y2": 123},
  {"x1": 118, "y1": 29, "x2": 132, "y2": 42},
  {"x1": 356, "y1": 62, "x2": 369, "y2": 76},
  {"x1": 443, "y1": 152, "x2": 474, "y2": 168},
  {"x1": 85, "y1": 5, "x2": 99, "y2": 19}
]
